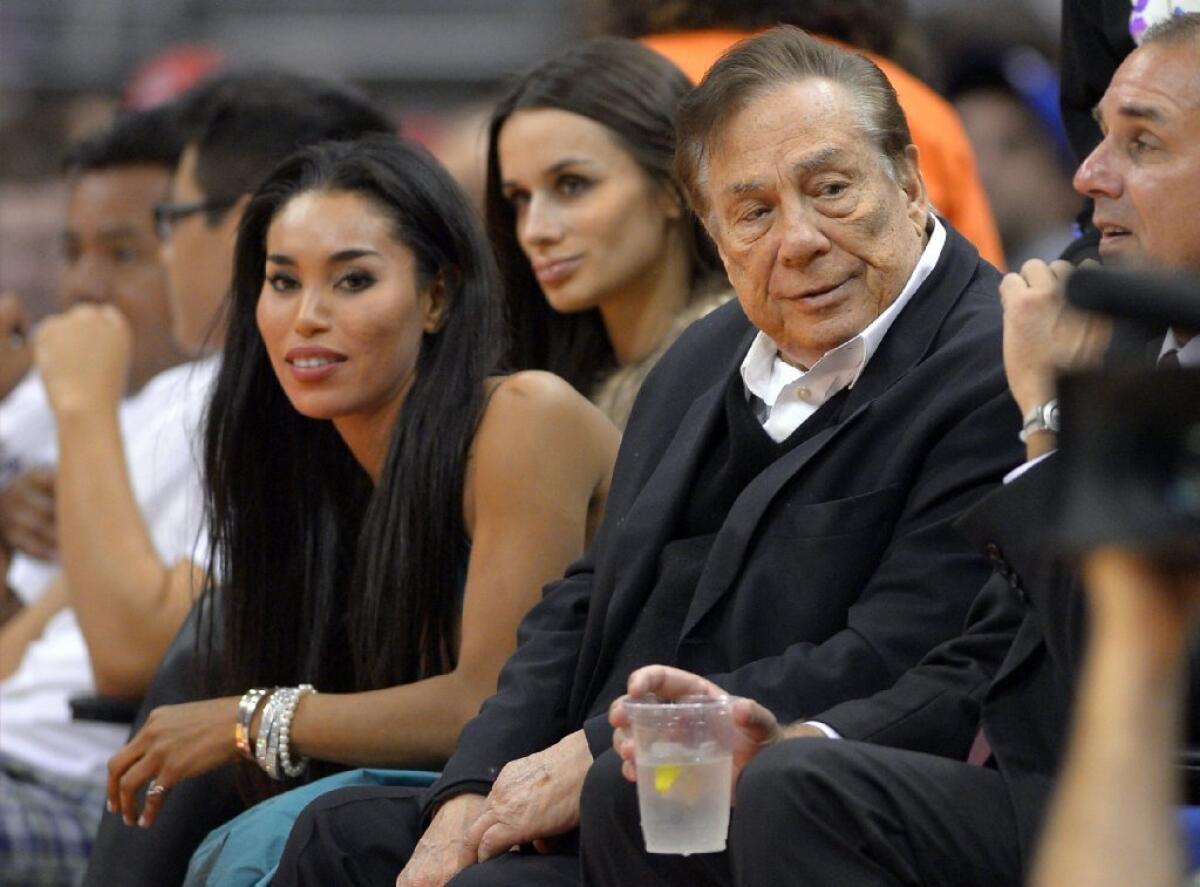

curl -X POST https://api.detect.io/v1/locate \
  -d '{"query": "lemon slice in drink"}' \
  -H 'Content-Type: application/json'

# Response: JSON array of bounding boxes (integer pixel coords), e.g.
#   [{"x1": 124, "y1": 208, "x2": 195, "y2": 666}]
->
[{"x1": 654, "y1": 763, "x2": 682, "y2": 794}]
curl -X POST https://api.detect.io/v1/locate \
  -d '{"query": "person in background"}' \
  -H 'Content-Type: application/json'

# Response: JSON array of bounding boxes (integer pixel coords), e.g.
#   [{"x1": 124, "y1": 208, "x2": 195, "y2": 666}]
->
[
  {"x1": 1031, "y1": 547, "x2": 1200, "y2": 887},
  {"x1": 949, "y1": 47, "x2": 1078, "y2": 265},
  {"x1": 0, "y1": 105, "x2": 193, "y2": 887},
  {"x1": 489, "y1": 37, "x2": 727, "y2": 428},
  {"x1": 600, "y1": 0, "x2": 1007, "y2": 270}
]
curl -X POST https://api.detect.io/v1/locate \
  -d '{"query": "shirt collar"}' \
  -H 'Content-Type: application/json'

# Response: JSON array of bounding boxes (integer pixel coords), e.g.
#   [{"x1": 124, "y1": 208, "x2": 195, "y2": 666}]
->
[
  {"x1": 1160, "y1": 328, "x2": 1200, "y2": 368},
  {"x1": 740, "y1": 214, "x2": 947, "y2": 407}
]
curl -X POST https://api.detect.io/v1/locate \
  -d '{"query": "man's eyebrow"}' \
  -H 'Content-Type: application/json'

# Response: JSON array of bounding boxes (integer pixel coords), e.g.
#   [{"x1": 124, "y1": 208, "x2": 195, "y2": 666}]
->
[
  {"x1": 1116, "y1": 102, "x2": 1168, "y2": 123},
  {"x1": 723, "y1": 146, "x2": 850, "y2": 197},
  {"x1": 792, "y1": 146, "x2": 846, "y2": 177},
  {"x1": 1093, "y1": 102, "x2": 1169, "y2": 125},
  {"x1": 725, "y1": 179, "x2": 766, "y2": 196}
]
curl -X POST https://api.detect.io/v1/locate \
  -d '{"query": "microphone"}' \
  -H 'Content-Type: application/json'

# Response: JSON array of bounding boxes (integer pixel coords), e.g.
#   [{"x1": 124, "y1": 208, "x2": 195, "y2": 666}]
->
[{"x1": 1066, "y1": 266, "x2": 1200, "y2": 330}]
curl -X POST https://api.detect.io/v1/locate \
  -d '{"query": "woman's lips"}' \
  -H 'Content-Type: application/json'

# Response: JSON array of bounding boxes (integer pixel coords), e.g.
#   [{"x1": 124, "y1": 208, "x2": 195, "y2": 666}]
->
[
  {"x1": 532, "y1": 255, "x2": 582, "y2": 286},
  {"x1": 284, "y1": 346, "x2": 347, "y2": 382}
]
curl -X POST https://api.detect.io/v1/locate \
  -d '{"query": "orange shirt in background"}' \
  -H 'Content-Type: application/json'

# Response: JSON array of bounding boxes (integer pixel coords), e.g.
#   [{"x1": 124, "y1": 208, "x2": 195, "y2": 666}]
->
[{"x1": 642, "y1": 30, "x2": 1007, "y2": 270}]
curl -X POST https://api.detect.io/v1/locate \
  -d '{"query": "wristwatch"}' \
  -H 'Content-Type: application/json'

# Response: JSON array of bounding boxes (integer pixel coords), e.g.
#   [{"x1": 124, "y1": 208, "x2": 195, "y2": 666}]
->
[{"x1": 1019, "y1": 398, "x2": 1060, "y2": 443}]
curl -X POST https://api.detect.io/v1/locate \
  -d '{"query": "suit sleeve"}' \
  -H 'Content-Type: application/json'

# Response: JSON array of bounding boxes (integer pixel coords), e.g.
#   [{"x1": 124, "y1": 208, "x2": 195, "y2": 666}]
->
[
  {"x1": 810, "y1": 456, "x2": 1070, "y2": 756},
  {"x1": 815, "y1": 568, "x2": 1022, "y2": 756}
]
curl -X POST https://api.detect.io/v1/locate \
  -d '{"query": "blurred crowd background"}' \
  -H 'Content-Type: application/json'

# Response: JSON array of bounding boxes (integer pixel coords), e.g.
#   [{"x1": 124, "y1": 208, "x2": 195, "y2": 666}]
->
[{"x1": 0, "y1": 0, "x2": 1068, "y2": 320}]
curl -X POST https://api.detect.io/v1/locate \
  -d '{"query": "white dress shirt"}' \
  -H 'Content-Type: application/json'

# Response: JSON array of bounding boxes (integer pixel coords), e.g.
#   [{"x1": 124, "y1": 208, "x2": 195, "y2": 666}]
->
[
  {"x1": 739, "y1": 217, "x2": 946, "y2": 443},
  {"x1": 1159, "y1": 328, "x2": 1200, "y2": 367}
]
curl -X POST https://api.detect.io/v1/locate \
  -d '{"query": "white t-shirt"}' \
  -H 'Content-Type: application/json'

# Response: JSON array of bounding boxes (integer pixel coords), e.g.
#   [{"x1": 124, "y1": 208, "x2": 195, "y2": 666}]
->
[
  {"x1": 0, "y1": 371, "x2": 62, "y2": 604},
  {"x1": 0, "y1": 356, "x2": 219, "y2": 781}
]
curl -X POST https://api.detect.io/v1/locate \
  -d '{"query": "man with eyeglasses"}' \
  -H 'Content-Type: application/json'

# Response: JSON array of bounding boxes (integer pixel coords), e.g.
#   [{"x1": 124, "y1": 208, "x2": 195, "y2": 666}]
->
[{"x1": 0, "y1": 104, "x2": 204, "y2": 886}]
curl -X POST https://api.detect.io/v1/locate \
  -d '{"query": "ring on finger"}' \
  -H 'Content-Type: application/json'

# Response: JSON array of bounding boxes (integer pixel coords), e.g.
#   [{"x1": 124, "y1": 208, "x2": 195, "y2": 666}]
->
[{"x1": 146, "y1": 779, "x2": 169, "y2": 798}]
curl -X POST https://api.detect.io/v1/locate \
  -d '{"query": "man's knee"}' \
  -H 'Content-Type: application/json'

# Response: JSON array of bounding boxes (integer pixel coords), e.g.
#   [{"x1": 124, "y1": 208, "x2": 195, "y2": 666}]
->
[{"x1": 734, "y1": 738, "x2": 853, "y2": 823}]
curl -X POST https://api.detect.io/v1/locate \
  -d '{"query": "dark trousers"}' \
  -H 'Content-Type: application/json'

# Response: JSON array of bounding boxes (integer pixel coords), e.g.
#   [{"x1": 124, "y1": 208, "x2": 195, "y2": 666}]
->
[
  {"x1": 580, "y1": 740, "x2": 1023, "y2": 887},
  {"x1": 272, "y1": 785, "x2": 581, "y2": 886}
]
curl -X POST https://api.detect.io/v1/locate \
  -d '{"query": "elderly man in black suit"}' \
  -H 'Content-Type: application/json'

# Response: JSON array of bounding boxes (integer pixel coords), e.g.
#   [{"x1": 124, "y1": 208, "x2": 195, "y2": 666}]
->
[
  {"x1": 271, "y1": 27, "x2": 1022, "y2": 886},
  {"x1": 581, "y1": 15, "x2": 1200, "y2": 887}
]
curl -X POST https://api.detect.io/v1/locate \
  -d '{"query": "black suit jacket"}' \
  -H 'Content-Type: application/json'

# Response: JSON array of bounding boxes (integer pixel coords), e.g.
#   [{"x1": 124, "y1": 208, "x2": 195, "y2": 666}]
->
[
  {"x1": 817, "y1": 332, "x2": 1195, "y2": 862},
  {"x1": 425, "y1": 225, "x2": 1023, "y2": 813},
  {"x1": 819, "y1": 458, "x2": 1070, "y2": 857}
]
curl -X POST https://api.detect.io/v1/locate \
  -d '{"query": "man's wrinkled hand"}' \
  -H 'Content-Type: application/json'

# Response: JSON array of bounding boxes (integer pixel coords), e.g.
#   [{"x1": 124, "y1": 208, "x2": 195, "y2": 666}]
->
[
  {"x1": 34, "y1": 304, "x2": 132, "y2": 415},
  {"x1": 396, "y1": 793, "x2": 487, "y2": 887},
  {"x1": 466, "y1": 730, "x2": 592, "y2": 864},
  {"x1": 609, "y1": 665, "x2": 787, "y2": 802},
  {"x1": 0, "y1": 468, "x2": 56, "y2": 561},
  {"x1": 999, "y1": 259, "x2": 1111, "y2": 417}
]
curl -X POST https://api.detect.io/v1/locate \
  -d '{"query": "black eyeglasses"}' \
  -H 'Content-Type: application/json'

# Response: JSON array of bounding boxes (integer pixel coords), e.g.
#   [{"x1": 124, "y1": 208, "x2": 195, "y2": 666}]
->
[{"x1": 154, "y1": 198, "x2": 236, "y2": 241}]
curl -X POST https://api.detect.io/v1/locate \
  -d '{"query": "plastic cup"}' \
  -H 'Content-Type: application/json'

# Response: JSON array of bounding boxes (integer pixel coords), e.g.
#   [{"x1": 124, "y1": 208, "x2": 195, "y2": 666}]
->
[{"x1": 624, "y1": 694, "x2": 734, "y2": 855}]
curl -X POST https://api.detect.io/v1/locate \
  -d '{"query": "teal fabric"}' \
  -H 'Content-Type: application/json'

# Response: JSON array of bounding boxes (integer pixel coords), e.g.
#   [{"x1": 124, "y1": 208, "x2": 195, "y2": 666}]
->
[{"x1": 183, "y1": 768, "x2": 438, "y2": 886}]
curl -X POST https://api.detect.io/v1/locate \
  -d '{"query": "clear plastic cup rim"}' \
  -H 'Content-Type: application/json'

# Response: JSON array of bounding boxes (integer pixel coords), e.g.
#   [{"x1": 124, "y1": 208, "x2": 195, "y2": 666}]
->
[{"x1": 623, "y1": 694, "x2": 733, "y2": 711}]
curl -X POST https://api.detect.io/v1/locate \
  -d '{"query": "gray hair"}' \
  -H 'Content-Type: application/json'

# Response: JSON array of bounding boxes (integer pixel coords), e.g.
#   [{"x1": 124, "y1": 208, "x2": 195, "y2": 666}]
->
[
  {"x1": 1141, "y1": 11, "x2": 1200, "y2": 47},
  {"x1": 675, "y1": 25, "x2": 913, "y2": 219}
]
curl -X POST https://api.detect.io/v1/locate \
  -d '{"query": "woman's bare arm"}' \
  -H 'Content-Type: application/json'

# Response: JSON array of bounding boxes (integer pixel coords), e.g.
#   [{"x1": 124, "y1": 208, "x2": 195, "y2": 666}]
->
[
  {"x1": 290, "y1": 371, "x2": 619, "y2": 765},
  {"x1": 109, "y1": 371, "x2": 621, "y2": 826}
]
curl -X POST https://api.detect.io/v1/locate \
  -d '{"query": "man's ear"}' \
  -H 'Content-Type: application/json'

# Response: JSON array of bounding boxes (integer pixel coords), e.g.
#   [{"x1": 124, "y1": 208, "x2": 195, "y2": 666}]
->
[
  {"x1": 421, "y1": 270, "x2": 451, "y2": 334},
  {"x1": 702, "y1": 211, "x2": 732, "y2": 274},
  {"x1": 898, "y1": 144, "x2": 929, "y2": 233}
]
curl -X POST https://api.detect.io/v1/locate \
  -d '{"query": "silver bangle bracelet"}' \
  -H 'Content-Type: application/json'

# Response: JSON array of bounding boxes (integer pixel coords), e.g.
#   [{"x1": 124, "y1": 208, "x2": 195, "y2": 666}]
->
[
  {"x1": 278, "y1": 684, "x2": 317, "y2": 779},
  {"x1": 263, "y1": 688, "x2": 293, "y2": 780},
  {"x1": 235, "y1": 688, "x2": 270, "y2": 761},
  {"x1": 254, "y1": 689, "x2": 285, "y2": 777}
]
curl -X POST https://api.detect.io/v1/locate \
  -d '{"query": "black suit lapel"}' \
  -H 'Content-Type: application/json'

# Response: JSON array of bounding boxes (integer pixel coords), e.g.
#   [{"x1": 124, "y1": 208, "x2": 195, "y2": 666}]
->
[
  {"x1": 842, "y1": 223, "x2": 982, "y2": 415},
  {"x1": 679, "y1": 401, "x2": 868, "y2": 638},
  {"x1": 680, "y1": 224, "x2": 983, "y2": 638}
]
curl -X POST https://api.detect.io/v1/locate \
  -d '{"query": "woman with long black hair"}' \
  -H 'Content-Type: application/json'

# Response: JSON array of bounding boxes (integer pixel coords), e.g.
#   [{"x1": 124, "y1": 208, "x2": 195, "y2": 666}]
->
[
  {"x1": 488, "y1": 37, "x2": 728, "y2": 428},
  {"x1": 104, "y1": 136, "x2": 618, "y2": 833}
]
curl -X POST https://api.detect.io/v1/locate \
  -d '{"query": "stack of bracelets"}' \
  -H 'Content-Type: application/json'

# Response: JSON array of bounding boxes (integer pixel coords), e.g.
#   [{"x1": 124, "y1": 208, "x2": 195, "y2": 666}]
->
[{"x1": 235, "y1": 684, "x2": 317, "y2": 779}]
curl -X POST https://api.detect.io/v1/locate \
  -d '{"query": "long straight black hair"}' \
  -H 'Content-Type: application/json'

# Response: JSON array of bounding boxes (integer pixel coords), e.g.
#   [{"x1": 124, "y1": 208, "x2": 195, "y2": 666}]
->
[
  {"x1": 485, "y1": 37, "x2": 724, "y2": 396},
  {"x1": 202, "y1": 135, "x2": 505, "y2": 707}
]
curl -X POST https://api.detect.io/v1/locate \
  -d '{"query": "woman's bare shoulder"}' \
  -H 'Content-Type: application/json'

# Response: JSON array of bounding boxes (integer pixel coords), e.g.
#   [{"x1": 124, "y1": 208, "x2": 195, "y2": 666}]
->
[
  {"x1": 483, "y1": 370, "x2": 610, "y2": 428},
  {"x1": 472, "y1": 371, "x2": 618, "y2": 473}
]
